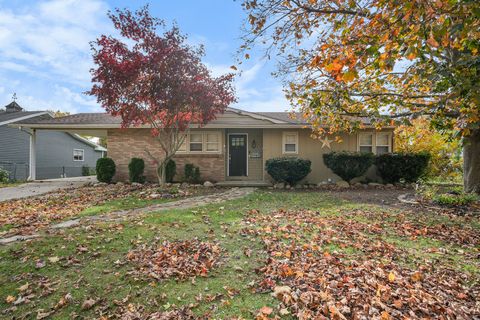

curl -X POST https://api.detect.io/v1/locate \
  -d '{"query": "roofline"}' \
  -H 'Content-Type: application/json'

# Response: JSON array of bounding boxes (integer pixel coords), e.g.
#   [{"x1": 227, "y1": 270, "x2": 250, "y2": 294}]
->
[
  {"x1": 226, "y1": 107, "x2": 288, "y2": 124},
  {"x1": 68, "y1": 133, "x2": 107, "y2": 152},
  {"x1": 0, "y1": 111, "x2": 51, "y2": 126},
  {"x1": 12, "y1": 122, "x2": 395, "y2": 130}
]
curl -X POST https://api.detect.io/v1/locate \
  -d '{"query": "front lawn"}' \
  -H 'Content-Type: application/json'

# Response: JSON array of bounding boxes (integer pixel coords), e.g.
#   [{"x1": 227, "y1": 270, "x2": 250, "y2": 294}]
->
[
  {"x1": 0, "y1": 190, "x2": 478, "y2": 319},
  {"x1": 0, "y1": 183, "x2": 216, "y2": 237}
]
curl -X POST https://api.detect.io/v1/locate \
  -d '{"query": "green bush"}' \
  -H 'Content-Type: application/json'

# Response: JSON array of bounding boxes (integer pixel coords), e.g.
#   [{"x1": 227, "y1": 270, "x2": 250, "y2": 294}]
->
[
  {"x1": 323, "y1": 152, "x2": 374, "y2": 182},
  {"x1": 82, "y1": 166, "x2": 95, "y2": 176},
  {"x1": 0, "y1": 168, "x2": 9, "y2": 183},
  {"x1": 165, "y1": 159, "x2": 176, "y2": 183},
  {"x1": 433, "y1": 193, "x2": 478, "y2": 206},
  {"x1": 96, "y1": 157, "x2": 116, "y2": 183},
  {"x1": 375, "y1": 152, "x2": 430, "y2": 183},
  {"x1": 184, "y1": 163, "x2": 201, "y2": 183},
  {"x1": 128, "y1": 158, "x2": 145, "y2": 183},
  {"x1": 265, "y1": 157, "x2": 311, "y2": 185}
]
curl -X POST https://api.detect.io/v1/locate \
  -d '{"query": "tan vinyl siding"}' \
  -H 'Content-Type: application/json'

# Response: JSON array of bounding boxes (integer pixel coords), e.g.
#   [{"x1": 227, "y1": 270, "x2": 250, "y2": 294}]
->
[{"x1": 263, "y1": 128, "x2": 393, "y2": 183}]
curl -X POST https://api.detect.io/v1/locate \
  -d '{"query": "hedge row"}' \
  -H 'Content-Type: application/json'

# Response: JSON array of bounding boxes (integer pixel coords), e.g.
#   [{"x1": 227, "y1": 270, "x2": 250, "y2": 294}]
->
[{"x1": 323, "y1": 151, "x2": 430, "y2": 183}]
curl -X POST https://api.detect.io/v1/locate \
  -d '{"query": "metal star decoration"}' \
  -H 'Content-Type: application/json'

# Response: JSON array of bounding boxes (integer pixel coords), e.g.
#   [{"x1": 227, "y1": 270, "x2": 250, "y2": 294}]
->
[{"x1": 321, "y1": 137, "x2": 333, "y2": 149}]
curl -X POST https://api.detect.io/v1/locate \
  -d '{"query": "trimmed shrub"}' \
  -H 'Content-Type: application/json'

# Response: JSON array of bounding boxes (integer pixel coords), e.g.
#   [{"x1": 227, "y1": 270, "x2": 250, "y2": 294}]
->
[
  {"x1": 165, "y1": 159, "x2": 176, "y2": 183},
  {"x1": 323, "y1": 152, "x2": 374, "y2": 182},
  {"x1": 375, "y1": 152, "x2": 430, "y2": 183},
  {"x1": 265, "y1": 157, "x2": 311, "y2": 185},
  {"x1": 96, "y1": 157, "x2": 116, "y2": 183},
  {"x1": 184, "y1": 163, "x2": 201, "y2": 184},
  {"x1": 128, "y1": 158, "x2": 146, "y2": 183},
  {"x1": 0, "y1": 168, "x2": 9, "y2": 183}
]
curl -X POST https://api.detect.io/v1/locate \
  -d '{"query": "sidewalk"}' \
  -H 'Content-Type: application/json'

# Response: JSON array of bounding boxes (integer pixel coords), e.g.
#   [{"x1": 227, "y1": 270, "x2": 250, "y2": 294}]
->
[{"x1": 0, "y1": 176, "x2": 97, "y2": 202}]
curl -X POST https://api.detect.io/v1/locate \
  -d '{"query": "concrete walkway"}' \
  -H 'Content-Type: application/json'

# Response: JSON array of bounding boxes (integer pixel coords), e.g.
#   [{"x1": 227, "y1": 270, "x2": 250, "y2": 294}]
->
[
  {"x1": 0, "y1": 187, "x2": 255, "y2": 245},
  {"x1": 0, "y1": 176, "x2": 96, "y2": 202}
]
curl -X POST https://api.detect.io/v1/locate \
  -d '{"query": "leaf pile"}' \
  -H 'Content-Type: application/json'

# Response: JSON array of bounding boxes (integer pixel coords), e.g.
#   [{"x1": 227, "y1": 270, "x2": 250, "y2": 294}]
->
[
  {"x1": 243, "y1": 209, "x2": 480, "y2": 319},
  {"x1": 126, "y1": 239, "x2": 222, "y2": 281},
  {"x1": 0, "y1": 183, "x2": 200, "y2": 237},
  {"x1": 118, "y1": 304, "x2": 198, "y2": 320}
]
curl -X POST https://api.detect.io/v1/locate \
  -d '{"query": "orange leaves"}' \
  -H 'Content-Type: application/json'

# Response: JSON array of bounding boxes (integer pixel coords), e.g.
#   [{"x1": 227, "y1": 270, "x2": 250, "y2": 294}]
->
[
  {"x1": 427, "y1": 33, "x2": 439, "y2": 48},
  {"x1": 245, "y1": 207, "x2": 479, "y2": 319},
  {"x1": 324, "y1": 59, "x2": 344, "y2": 73},
  {"x1": 126, "y1": 239, "x2": 222, "y2": 281},
  {"x1": 388, "y1": 272, "x2": 395, "y2": 282}
]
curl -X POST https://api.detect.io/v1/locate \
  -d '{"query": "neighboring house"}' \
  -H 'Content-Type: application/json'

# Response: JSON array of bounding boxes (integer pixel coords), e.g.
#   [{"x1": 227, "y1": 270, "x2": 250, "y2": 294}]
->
[
  {"x1": 1, "y1": 102, "x2": 106, "y2": 180},
  {"x1": 14, "y1": 107, "x2": 394, "y2": 184}
]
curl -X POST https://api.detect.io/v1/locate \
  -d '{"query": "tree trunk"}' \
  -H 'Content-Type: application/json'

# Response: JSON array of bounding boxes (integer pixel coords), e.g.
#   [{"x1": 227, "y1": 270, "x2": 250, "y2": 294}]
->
[
  {"x1": 156, "y1": 159, "x2": 168, "y2": 186},
  {"x1": 463, "y1": 129, "x2": 480, "y2": 194}
]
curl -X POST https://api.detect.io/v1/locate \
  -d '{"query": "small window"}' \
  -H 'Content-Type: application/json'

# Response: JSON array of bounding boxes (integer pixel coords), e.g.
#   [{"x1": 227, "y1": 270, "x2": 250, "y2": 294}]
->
[
  {"x1": 283, "y1": 132, "x2": 298, "y2": 154},
  {"x1": 359, "y1": 134, "x2": 373, "y2": 153},
  {"x1": 376, "y1": 133, "x2": 390, "y2": 155},
  {"x1": 189, "y1": 133, "x2": 203, "y2": 152},
  {"x1": 206, "y1": 133, "x2": 220, "y2": 151},
  {"x1": 231, "y1": 137, "x2": 245, "y2": 147},
  {"x1": 73, "y1": 149, "x2": 84, "y2": 161}
]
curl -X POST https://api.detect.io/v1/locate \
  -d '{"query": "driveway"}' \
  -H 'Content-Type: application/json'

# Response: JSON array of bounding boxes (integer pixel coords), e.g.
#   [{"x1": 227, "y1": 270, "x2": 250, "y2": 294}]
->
[{"x1": 0, "y1": 176, "x2": 97, "y2": 202}]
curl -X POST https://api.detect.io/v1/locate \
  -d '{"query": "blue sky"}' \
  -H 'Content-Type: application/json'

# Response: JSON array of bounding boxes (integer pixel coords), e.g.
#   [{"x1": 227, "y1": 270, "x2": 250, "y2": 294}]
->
[{"x1": 0, "y1": 0, "x2": 289, "y2": 113}]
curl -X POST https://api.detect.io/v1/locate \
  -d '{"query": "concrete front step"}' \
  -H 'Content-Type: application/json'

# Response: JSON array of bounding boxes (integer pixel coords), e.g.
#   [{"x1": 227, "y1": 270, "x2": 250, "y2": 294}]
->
[{"x1": 215, "y1": 181, "x2": 272, "y2": 187}]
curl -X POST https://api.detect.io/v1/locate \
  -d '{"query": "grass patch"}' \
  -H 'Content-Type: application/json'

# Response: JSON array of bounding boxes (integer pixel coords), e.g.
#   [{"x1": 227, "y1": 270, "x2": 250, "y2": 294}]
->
[
  {"x1": 77, "y1": 195, "x2": 173, "y2": 218},
  {"x1": 0, "y1": 182, "x2": 23, "y2": 188}
]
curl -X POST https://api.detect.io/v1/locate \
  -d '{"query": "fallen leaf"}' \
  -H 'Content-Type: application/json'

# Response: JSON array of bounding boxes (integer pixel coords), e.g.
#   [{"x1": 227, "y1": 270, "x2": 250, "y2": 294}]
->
[{"x1": 259, "y1": 306, "x2": 273, "y2": 315}]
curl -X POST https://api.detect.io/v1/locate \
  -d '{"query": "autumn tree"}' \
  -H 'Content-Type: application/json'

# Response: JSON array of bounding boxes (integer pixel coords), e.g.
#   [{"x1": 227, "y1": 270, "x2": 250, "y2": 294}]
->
[
  {"x1": 241, "y1": 0, "x2": 480, "y2": 193},
  {"x1": 89, "y1": 6, "x2": 235, "y2": 184},
  {"x1": 395, "y1": 118, "x2": 462, "y2": 181}
]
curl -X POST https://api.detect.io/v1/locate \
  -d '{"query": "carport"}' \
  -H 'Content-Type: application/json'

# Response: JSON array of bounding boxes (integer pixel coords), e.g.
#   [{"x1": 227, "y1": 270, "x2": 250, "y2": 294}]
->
[{"x1": 9, "y1": 114, "x2": 111, "y2": 180}]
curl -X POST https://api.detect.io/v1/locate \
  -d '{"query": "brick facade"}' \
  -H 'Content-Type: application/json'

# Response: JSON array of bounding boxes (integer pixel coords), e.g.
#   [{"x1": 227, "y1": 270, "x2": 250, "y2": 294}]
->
[{"x1": 107, "y1": 129, "x2": 225, "y2": 183}]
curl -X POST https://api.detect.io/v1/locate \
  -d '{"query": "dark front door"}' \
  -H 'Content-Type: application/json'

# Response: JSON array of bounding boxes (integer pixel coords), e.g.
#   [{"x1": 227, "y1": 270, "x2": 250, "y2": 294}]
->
[{"x1": 228, "y1": 134, "x2": 247, "y2": 176}]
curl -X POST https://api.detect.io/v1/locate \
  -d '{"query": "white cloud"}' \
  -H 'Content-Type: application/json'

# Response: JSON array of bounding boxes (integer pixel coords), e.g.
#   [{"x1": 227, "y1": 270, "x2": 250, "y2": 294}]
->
[
  {"x1": 0, "y1": 0, "x2": 111, "y2": 86},
  {"x1": 232, "y1": 61, "x2": 290, "y2": 112}
]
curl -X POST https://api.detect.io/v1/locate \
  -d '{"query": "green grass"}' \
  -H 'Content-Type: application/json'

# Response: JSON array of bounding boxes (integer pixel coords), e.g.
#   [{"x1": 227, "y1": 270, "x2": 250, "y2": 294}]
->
[
  {"x1": 76, "y1": 195, "x2": 174, "y2": 218},
  {"x1": 0, "y1": 182, "x2": 23, "y2": 188},
  {"x1": 0, "y1": 190, "x2": 478, "y2": 319}
]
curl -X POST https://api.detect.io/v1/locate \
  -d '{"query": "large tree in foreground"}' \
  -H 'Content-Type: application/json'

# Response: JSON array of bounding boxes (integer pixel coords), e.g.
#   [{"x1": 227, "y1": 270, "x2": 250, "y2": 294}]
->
[
  {"x1": 89, "y1": 6, "x2": 235, "y2": 184},
  {"x1": 241, "y1": 0, "x2": 480, "y2": 193}
]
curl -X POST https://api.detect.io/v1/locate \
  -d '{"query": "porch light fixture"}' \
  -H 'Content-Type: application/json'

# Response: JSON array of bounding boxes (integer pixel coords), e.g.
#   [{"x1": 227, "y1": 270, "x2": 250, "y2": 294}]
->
[{"x1": 251, "y1": 139, "x2": 257, "y2": 149}]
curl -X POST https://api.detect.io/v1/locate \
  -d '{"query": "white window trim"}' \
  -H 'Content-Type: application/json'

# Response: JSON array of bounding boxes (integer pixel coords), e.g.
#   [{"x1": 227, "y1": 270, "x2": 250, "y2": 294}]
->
[
  {"x1": 176, "y1": 131, "x2": 222, "y2": 154},
  {"x1": 73, "y1": 149, "x2": 85, "y2": 162},
  {"x1": 282, "y1": 131, "x2": 299, "y2": 154},
  {"x1": 357, "y1": 132, "x2": 392, "y2": 154}
]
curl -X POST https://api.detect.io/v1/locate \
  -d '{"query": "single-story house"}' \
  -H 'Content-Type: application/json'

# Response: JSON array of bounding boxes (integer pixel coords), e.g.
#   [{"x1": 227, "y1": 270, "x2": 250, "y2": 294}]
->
[
  {"x1": 1, "y1": 101, "x2": 106, "y2": 180},
  {"x1": 13, "y1": 107, "x2": 394, "y2": 184}
]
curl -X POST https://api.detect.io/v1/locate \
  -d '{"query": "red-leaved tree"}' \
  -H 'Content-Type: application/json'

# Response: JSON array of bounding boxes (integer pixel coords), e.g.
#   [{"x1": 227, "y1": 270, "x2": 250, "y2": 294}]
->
[{"x1": 89, "y1": 6, "x2": 236, "y2": 184}]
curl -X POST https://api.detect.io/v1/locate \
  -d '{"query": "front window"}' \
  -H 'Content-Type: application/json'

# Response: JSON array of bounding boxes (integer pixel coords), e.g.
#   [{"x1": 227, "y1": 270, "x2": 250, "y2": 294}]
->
[
  {"x1": 177, "y1": 132, "x2": 222, "y2": 153},
  {"x1": 376, "y1": 133, "x2": 391, "y2": 154},
  {"x1": 206, "y1": 133, "x2": 220, "y2": 151},
  {"x1": 283, "y1": 132, "x2": 298, "y2": 154},
  {"x1": 189, "y1": 133, "x2": 203, "y2": 152},
  {"x1": 73, "y1": 149, "x2": 84, "y2": 161},
  {"x1": 359, "y1": 134, "x2": 373, "y2": 153}
]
